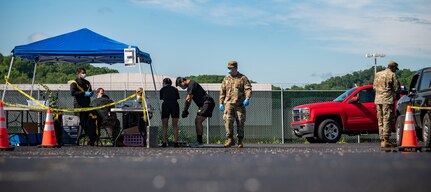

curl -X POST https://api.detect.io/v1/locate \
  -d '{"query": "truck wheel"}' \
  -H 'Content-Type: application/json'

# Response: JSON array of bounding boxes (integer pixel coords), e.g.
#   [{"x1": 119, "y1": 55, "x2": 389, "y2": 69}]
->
[
  {"x1": 306, "y1": 137, "x2": 322, "y2": 143},
  {"x1": 423, "y1": 114, "x2": 431, "y2": 148},
  {"x1": 317, "y1": 119, "x2": 342, "y2": 143},
  {"x1": 396, "y1": 116, "x2": 404, "y2": 147}
]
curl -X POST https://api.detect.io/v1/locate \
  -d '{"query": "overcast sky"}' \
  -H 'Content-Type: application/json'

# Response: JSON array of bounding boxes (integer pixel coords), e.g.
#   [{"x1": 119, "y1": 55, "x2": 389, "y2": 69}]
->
[{"x1": 1, "y1": 0, "x2": 430, "y2": 87}]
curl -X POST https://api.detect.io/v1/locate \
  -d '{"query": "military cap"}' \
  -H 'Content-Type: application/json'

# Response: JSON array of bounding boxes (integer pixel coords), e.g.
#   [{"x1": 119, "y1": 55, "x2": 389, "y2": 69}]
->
[
  {"x1": 227, "y1": 61, "x2": 238, "y2": 68},
  {"x1": 387, "y1": 60, "x2": 399, "y2": 70}
]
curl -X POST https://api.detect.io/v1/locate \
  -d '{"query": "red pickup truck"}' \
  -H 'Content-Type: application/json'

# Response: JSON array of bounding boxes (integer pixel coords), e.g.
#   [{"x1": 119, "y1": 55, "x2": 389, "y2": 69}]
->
[{"x1": 291, "y1": 85, "x2": 402, "y2": 143}]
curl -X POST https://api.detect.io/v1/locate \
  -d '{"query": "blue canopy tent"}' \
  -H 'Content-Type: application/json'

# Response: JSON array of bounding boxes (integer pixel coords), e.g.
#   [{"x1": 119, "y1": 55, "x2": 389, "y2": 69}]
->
[
  {"x1": 11, "y1": 28, "x2": 152, "y2": 64},
  {"x1": 2, "y1": 28, "x2": 157, "y2": 124}
]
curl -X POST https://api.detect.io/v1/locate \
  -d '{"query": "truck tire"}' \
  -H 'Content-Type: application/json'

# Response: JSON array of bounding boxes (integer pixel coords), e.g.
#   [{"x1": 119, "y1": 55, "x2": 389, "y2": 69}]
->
[
  {"x1": 317, "y1": 119, "x2": 342, "y2": 143},
  {"x1": 423, "y1": 113, "x2": 431, "y2": 148},
  {"x1": 396, "y1": 116, "x2": 404, "y2": 147},
  {"x1": 306, "y1": 137, "x2": 322, "y2": 143}
]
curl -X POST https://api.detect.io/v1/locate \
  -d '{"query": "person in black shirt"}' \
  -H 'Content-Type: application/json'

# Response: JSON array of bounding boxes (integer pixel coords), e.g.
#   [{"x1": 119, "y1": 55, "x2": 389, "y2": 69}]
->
[
  {"x1": 90, "y1": 88, "x2": 121, "y2": 145},
  {"x1": 160, "y1": 78, "x2": 180, "y2": 147},
  {"x1": 70, "y1": 68, "x2": 95, "y2": 145},
  {"x1": 176, "y1": 77, "x2": 215, "y2": 147}
]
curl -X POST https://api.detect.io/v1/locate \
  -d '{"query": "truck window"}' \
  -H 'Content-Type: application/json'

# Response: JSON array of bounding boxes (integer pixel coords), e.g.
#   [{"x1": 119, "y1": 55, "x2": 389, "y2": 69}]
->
[
  {"x1": 333, "y1": 87, "x2": 357, "y2": 102},
  {"x1": 409, "y1": 74, "x2": 419, "y2": 92},
  {"x1": 358, "y1": 88, "x2": 375, "y2": 103},
  {"x1": 418, "y1": 71, "x2": 431, "y2": 91}
]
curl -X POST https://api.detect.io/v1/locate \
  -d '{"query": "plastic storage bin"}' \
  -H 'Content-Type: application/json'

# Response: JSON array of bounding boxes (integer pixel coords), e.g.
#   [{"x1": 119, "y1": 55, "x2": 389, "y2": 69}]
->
[
  {"x1": 123, "y1": 133, "x2": 144, "y2": 147},
  {"x1": 9, "y1": 133, "x2": 42, "y2": 146}
]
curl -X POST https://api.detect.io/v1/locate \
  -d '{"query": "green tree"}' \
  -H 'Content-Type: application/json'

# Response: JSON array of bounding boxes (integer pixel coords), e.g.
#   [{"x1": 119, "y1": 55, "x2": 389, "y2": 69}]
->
[
  {"x1": 186, "y1": 75, "x2": 225, "y2": 83},
  {"x1": 300, "y1": 66, "x2": 416, "y2": 90},
  {"x1": 272, "y1": 85, "x2": 281, "y2": 90},
  {"x1": 397, "y1": 69, "x2": 416, "y2": 88},
  {"x1": 0, "y1": 55, "x2": 118, "y2": 84},
  {"x1": 288, "y1": 85, "x2": 306, "y2": 90}
]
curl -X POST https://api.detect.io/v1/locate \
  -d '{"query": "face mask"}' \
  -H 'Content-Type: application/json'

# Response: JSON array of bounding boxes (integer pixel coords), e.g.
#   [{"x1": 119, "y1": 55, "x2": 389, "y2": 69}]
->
[
  {"x1": 180, "y1": 85, "x2": 187, "y2": 90},
  {"x1": 228, "y1": 69, "x2": 233, "y2": 75},
  {"x1": 80, "y1": 73, "x2": 86, "y2": 79}
]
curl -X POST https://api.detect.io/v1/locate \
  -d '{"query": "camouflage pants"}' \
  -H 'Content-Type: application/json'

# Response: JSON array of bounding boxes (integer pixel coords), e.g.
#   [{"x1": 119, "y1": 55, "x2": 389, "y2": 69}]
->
[
  {"x1": 223, "y1": 103, "x2": 246, "y2": 139},
  {"x1": 376, "y1": 104, "x2": 394, "y2": 140}
]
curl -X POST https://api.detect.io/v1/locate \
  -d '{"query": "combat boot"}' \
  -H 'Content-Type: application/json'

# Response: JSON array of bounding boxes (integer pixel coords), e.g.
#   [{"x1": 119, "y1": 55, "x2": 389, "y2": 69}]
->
[
  {"x1": 224, "y1": 138, "x2": 235, "y2": 148},
  {"x1": 237, "y1": 137, "x2": 244, "y2": 148},
  {"x1": 380, "y1": 138, "x2": 396, "y2": 149}
]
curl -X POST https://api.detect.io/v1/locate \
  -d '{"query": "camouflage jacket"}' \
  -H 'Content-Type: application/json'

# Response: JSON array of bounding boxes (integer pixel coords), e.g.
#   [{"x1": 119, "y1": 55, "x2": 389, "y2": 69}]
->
[
  {"x1": 373, "y1": 68, "x2": 400, "y2": 104},
  {"x1": 220, "y1": 72, "x2": 252, "y2": 104}
]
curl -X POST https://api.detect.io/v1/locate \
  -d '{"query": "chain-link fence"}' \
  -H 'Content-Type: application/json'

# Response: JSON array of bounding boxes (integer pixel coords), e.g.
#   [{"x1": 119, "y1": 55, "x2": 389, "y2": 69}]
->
[{"x1": 2, "y1": 89, "x2": 386, "y2": 144}]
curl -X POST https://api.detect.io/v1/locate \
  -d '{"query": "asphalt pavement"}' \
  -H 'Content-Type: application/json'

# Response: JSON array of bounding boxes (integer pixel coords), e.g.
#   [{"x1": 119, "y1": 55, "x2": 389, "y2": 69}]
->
[{"x1": 1, "y1": 143, "x2": 431, "y2": 192}]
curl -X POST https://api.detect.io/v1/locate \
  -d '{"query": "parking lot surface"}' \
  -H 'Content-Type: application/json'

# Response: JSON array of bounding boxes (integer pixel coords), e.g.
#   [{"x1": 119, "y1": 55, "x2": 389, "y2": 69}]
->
[{"x1": 1, "y1": 143, "x2": 431, "y2": 192}]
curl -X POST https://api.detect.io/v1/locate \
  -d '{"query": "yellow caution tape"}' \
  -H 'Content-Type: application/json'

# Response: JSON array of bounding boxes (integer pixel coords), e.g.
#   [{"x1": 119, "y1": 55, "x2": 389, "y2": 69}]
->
[
  {"x1": 4, "y1": 76, "x2": 47, "y2": 108},
  {"x1": 410, "y1": 106, "x2": 431, "y2": 110},
  {"x1": 137, "y1": 88, "x2": 148, "y2": 123},
  {"x1": 3, "y1": 76, "x2": 148, "y2": 119},
  {"x1": 71, "y1": 80, "x2": 91, "y2": 92}
]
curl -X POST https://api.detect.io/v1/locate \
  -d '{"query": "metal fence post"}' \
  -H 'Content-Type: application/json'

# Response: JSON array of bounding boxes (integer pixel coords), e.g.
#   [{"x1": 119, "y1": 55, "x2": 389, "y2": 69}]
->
[
  {"x1": 124, "y1": 84, "x2": 127, "y2": 99},
  {"x1": 37, "y1": 89, "x2": 42, "y2": 133},
  {"x1": 206, "y1": 90, "x2": 210, "y2": 144},
  {"x1": 206, "y1": 116, "x2": 210, "y2": 144},
  {"x1": 281, "y1": 89, "x2": 285, "y2": 144}
]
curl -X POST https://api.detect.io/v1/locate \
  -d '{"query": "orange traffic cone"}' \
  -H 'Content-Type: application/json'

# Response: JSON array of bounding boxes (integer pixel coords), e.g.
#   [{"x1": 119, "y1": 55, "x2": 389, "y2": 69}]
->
[
  {"x1": 399, "y1": 106, "x2": 421, "y2": 152},
  {"x1": 39, "y1": 109, "x2": 59, "y2": 148},
  {"x1": 0, "y1": 101, "x2": 14, "y2": 151}
]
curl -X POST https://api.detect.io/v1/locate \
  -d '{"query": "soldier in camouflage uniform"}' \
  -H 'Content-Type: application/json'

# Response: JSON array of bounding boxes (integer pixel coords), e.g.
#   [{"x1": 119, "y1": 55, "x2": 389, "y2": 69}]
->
[
  {"x1": 373, "y1": 61, "x2": 400, "y2": 149},
  {"x1": 219, "y1": 61, "x2": 252, "y2": 148}
]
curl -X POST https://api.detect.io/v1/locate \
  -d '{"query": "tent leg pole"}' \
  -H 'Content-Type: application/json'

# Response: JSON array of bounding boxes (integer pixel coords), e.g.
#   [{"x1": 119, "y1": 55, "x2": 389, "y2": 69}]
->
[
  {"x1": 30, "y1": 61, "x2": 38, "y2": 98},
  {"x1": 2, "y1": 56, "x2": 15, "y2": 101},
  {"x1": 149, "y1": 63, "x2": 161, "y2": 113},
  {"x1": 138, "y1": 58, "x2": 151, "y2": 127}
]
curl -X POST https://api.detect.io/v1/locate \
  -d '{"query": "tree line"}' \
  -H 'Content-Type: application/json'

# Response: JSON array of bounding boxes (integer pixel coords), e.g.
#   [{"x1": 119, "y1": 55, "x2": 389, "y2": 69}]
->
[
  {"x1": 287, "y1": 66, "x2": 416, "y2": 90},
  {"x1": 0, "y1": 54, "x2": 118, "y2": 84}
]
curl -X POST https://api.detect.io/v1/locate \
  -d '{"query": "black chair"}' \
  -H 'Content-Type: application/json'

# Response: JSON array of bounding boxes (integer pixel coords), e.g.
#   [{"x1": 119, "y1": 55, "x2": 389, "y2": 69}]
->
[{"x1": 96, "y1": 115, "x2": 120, "y2": 146}]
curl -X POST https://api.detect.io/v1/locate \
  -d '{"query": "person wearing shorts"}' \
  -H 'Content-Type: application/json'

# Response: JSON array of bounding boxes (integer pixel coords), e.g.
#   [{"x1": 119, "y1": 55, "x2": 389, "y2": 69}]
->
[
  {"x1": 160, "y1": 78, "x2": 180, "y2": 147},
  {"x1": 176, "y1": 77, "x2": 215, "y2": 147}
]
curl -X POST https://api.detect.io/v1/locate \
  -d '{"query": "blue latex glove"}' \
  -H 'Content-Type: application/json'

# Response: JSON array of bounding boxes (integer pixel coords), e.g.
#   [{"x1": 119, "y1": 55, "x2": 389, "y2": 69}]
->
[
  {"x1": 85, "y1": 91, "x2": 93, "y2": 97},
  {"x1": 219, "y1": 104, "x2": 224, "y2": 111},
  {"x1": 243, "y1": 98, "x2": 250, "y2": 107}
]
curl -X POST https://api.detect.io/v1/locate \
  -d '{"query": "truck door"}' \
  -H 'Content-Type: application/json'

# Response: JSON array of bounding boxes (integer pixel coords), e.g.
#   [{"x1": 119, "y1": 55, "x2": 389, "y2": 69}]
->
[
  {"x1": 415, "y1": 69, "x2": 431, "y2": 126},
  {"x1": 407, "y1": 74, "x2": 420, "y2": 125},
  {"x1": 344, "y1": 88, "x2": 378, "y2": 131}
]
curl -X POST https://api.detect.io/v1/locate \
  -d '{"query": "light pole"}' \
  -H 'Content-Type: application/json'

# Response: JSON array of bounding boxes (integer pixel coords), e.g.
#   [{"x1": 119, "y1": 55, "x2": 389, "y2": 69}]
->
[{"x1": 365, "y1": 53, "x2": 385, "y2": 74}]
